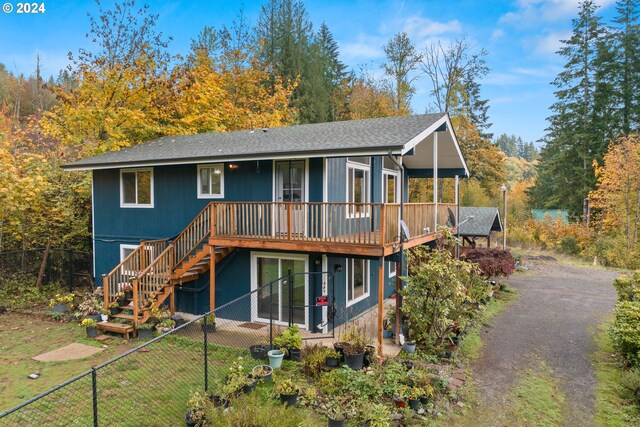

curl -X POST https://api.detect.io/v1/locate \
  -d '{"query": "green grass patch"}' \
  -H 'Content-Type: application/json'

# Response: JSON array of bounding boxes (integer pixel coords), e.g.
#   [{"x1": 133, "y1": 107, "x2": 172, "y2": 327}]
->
[
  {"x1": 510, "y1": 361, "x2": 565, "y2": 426},
  {"x1": 593, "y1": 318, "x2": 640, "y2": 426},
  {"x1": 459, "y1": 284, "x2": 518, "y2": 360}
]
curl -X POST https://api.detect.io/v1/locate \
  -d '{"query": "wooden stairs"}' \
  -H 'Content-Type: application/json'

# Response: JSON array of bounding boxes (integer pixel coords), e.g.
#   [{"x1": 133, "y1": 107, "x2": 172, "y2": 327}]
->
[{"x1": 102, "y1": 203, "x2": 231, "y2": 337}]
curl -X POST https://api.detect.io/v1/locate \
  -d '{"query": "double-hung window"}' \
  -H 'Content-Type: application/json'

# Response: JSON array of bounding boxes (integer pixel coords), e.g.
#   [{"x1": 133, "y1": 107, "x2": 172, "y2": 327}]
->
[
  {"x1": 197, "y1": 164, "x2": 224, "y2": 199},
  {"x1": 120, "y1": 168, "x2": 153, "y2": 208},
  {"x1": 383, "y1": 169, "x2": 399, "y2": 276},
  {"x1": 347, "y1": 258, "x2": 369, "y2": 306},
  {"x1": 346, "y1": 158, "x2": 370, "y2": 217}
]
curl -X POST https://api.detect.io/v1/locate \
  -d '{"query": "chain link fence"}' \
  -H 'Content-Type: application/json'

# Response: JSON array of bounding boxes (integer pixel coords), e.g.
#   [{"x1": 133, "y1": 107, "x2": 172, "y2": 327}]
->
[
  {"x1": 0, "y1": 248, "x2": 93, "y2": 290},
  {"x1": 0, "y1": 272, "x2": 335, "y2": 426}
]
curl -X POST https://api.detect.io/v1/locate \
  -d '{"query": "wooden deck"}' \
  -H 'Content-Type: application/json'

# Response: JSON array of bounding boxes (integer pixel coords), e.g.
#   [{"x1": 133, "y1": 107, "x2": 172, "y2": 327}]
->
[{"x1": 209, "y1": 201, "x2": 456, "y2": 256}]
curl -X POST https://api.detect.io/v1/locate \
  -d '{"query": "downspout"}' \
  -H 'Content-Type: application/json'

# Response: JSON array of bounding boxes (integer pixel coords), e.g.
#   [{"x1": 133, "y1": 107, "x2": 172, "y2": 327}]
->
[{"x1": 388, "y1": 152, "x2": 405, "y2": 345}]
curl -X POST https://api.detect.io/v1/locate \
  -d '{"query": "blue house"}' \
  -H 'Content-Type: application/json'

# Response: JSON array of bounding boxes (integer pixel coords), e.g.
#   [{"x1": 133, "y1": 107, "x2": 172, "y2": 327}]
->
[{"x1": 63, "y1": 113, "x2": 468, "y2": 343}]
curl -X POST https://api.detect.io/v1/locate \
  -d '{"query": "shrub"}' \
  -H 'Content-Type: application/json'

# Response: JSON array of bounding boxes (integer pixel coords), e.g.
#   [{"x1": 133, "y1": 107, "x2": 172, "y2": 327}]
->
[
  {"x1": 401, "y1": 246, "x2": 490, "y2": 350},
  {"x1": 301, "y1": 345, "x2": 333, "y2": 378},
  {"x1": 462, "y1": 248, "x2": 515, "y2": 278},
  {"x1": 613, "y1": 272, "x2": 640, "y2": 302},
  {"x1": 559, "y1": 236, "x2": 580, "y2": 255},
  {"x1": 621, "y1": 369, "x2": 640, "y2": 405},
  {"x1": 610, "y1": 301, "x2": 640, "y2": 366}
]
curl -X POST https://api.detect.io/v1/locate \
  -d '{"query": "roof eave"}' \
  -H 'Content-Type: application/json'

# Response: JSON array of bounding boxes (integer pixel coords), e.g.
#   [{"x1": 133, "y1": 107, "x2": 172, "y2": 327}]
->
[{"x1": 61, "y1": 146, "x2": 406, "y2": 171}]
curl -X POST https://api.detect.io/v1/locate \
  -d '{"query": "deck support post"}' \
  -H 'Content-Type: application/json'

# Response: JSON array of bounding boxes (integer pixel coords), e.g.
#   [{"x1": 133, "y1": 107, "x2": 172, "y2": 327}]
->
[
  {"x1": 433, "y1": 132, "x2": 439, "y2": 232},
  {"x1": 209, "y1": 205, "x2": 216, "y2": 312},
  {"x1": 377, "y1": 256, "x2": 385, "y2": 357}
]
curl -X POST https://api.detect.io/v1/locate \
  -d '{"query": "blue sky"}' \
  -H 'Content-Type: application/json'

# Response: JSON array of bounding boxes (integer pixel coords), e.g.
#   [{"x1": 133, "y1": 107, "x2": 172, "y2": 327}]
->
[{"x1": 0, "y1": 0, "x2": 619, "y2": 144}]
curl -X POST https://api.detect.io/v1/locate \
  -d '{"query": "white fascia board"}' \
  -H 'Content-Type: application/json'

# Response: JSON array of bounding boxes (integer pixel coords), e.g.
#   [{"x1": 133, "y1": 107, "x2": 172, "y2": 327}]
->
[
  {"x1": 62, "y1": 149, "x2": 405, "y2": 171},
  {"x1": 401, "y1": 114, "x2": 470, "y2": 178}
]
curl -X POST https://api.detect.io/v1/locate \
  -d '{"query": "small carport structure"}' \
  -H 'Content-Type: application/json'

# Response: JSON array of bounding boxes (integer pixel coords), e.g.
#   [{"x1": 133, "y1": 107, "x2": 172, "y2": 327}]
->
[{"x1": 458, "y1": 207, "x2": 503, "y2": 248}]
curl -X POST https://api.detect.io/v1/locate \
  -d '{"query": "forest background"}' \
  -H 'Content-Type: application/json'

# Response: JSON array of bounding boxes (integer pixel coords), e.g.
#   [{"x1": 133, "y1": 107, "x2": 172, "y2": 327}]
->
[{"x1": 1, "y1": 0, "x2": 638, "y2": 269}]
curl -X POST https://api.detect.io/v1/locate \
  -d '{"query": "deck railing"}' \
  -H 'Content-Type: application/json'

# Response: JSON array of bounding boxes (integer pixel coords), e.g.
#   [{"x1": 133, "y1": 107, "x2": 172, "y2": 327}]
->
[
  {"x1": 212, "y1": 202, "x2": 456, "y2": 246},
  {"x1": 102, "y1": 239, "x2": 167, "y2": 307}
]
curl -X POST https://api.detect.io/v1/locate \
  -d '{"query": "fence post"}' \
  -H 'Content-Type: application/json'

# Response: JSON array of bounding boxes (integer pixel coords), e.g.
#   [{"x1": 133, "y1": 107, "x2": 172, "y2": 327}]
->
[
  {"x1": 269, "y1": 282, "x2": 273, "y2": 349},
  {"x1": 67, "y1": 250, "x2": 74, "y2": 292},
  {"x1": 91, "y1": 367, "x2": 99, "y2": 427},
  {"x1": 204, "y1": 314, "x2": 208, "y2": 392},
  {"x1": 288, "y1": 269, "x2": 293, "y2": 327}
]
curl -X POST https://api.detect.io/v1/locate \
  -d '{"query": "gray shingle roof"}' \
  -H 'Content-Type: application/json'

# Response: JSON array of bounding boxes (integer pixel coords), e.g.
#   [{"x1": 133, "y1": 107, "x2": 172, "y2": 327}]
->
[
  {"x1": 458, "y1": 207, "x2": 503, "y2": 237},
  {"x1": 64, "y1": 113, "x2": 445, "y2": 170}
]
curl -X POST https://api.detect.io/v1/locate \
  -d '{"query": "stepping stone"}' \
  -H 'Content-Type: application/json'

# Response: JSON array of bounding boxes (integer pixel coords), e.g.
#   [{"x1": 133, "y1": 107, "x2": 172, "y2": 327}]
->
[
  {"x1": 32, "y1": 343, "x2": 104, "y2": 362},
  {"x1": 95, "y1": 335, "x2": 112, "y2": 342}
]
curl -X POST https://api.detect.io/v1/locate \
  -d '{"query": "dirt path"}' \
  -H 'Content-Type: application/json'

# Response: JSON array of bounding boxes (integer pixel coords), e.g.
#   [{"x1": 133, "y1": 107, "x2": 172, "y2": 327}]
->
[{"x1": 471, "y1": 259, "x2": 620, "y2": 426}]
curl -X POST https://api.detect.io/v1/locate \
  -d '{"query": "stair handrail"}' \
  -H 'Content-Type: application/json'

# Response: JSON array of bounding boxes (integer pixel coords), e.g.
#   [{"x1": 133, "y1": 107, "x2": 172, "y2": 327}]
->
[
  {"x1": 102, "y1": 242, "x2": 145, "y2": 309},
  {"x1": 134, "y1": 244, "x2": 175, "y2": 312},
  {"x1": 171, "y1": 203, "x2": 213, "y2": 268}
]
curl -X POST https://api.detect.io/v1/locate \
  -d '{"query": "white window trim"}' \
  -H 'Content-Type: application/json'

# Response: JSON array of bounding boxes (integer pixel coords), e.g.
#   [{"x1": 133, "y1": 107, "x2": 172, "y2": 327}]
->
[
  {"x1": 120, "y1": 167, "x2": 154, "y2": 208},
  {"x1": 346, "y1": 160, "x2": 371, "y2": 219},
  {"x1": 346, "y1": 258, "x2": 370, "y2": 307},
  {"x1": 382, "y1": 169, "x2": 400, "y2": 203},
  {"x1": 250, "y1": 251, "x2": 309, "y2": 330},
  {"x1": 389, "y1": 261, "x2": 397, "y2": 278},
  {"x1": 120, "y1": 244, "x2": 139, "y2": 277},
  {"x1": 197, "y1": 163, "x2": 225, "y2": 199}
]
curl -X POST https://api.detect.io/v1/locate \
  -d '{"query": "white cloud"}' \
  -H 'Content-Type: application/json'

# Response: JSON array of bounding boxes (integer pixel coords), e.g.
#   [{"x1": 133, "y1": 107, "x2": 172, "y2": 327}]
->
[
  {"x1": 500, "y1": 0, "x2": 616, "y2": 26},
  {"x1": 403, "y1": 15, "x2": 462, "y2": 39},
  {"x1": 491, "y1": 29, "x2": 506, "y2": 41},
  {"x1": 531, "y1": 31, "x2": 571, "y2": 56}
]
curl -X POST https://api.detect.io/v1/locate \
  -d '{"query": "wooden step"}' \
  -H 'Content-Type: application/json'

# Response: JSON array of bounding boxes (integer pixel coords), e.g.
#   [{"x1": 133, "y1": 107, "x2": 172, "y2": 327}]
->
[
  {"x1": 112, "y1": 313, "x2": 141, "y2": 321},
  {"x1": 97, "y1": 322, "x2": 135, "y2": 340}
]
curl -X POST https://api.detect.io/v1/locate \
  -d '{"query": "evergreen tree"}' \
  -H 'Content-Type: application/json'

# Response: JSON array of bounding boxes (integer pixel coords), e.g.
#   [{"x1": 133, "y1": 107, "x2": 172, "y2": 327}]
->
[
  {"x1": 611, "y1": 0, "x2": 640, "y2": 133},
  {"x1": 531, "y1": 0, "x2": 606, "y2": 219},
  {"x1": 315, "y1": 22, "x2": 348, "y2": 121}
]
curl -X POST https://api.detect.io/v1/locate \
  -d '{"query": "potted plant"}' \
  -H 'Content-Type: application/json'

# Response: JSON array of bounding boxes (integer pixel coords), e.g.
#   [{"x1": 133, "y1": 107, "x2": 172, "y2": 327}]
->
[
  {"x1": 325, "y1": 348, "x2": 341, "y2": 367},
  {"x1": 138, "y1": 322, "x2": 155, "y2": 339},
  {"x1": 224, "y1": 357, "x2": 255, "y2": 395},
  {"x1": 362, "y1": 402, "x2": 391, "y2": 427},
  {"x1": 419, "y1": 384, "x2": 434, "y2": 405},
  {"x1": 340, "y1": 324, "x2": 368, "y2": 370},
  {"x1": 249, "y1": 344, "x2": 268, "y2": 360},
  {"x1": 325, "y1": 398, "x2": 349, "y2": 427},
  {"x1": 185, "y1": 391, "x2": 208, "y2": 427},
  {"x1": 108, "y1": 301, "x2": 119, "y2": 315},
  {"x1": 156, "y1": 319, "x2": 175, "y2": 333},
  {"x1": 251, "y1": 364, "x2": 273, "y2": 382},
  {"x1": 115, "y1": 291, "x2": 126, "y2": 307},
  {"x1": 80, "y1": 318, "x2": 98, "y2": 338},
  {"x1": 49, "y1": 293, "x2": 75, "y2": 313},
  {"x1": 275, "y1": 378, "x2": 298, "y2": 407},
  {"x1": 403, "y1": 340, "x2": 416, "y2": 354},
  {"x1": 407, "y1": 387, "x2": 423, "y2": 411},
  {"x1": 100, "y1": 309, "x2": 109, "y2": 322},
  {"x1": 383, "y1": 308, "x2": 395, "y2": 338},
  {"x1": 363, "y1": 344, "x2": 376, "y2": 368},
  {"x1": 333, "y1": 342, "x2": 345, "y2": 363},
  {"x1": 267, "y1": 349, "x2": 285, "y2": 369},
  {"x1": 273, "y1": 325, "x2": 303, "y2": 361},
  {"x1": 123, "y1": 283, "x2": 134, "y2": 300},
  {"x1": 199, "y1": 313, "x2": 216, "y2": 333}
]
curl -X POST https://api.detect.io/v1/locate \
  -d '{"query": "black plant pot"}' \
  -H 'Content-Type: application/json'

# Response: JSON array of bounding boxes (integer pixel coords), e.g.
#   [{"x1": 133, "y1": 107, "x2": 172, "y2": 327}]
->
[
  {"x1": 117, "y1": 298, "x2": 126, "y2": 307},
  {"x1": 86, "y1": 328, "x2": 98, "y2": 338},
  {"x1": 279, "y1": 393, "x2": 298, "y2": 407},
  {"x1": 138, "y1": 328, "x2": 154, "y2": 339},
  {"x1": 209, "y1": 394, "x2": 229, "y2": 408},
  {"x1": 404, "y1": 360, "x2": 415, "y2": 371},
  {"x1": 201, "y1": 323, "x2": 216, "y2": 333},
  {"x1": 185, "y1": 410, "x2": 202, "y2": 427},
  {"x1": 325, "y1": 356, "x2": 339, "y2": 367},
  {"x1": 344, "y1": 352, "x2": 364, "y2": 370},
  {"x1": 109, "y1": 307, "x2": 118, "y2": 315},
  {"x1": 363, "y1": 345, "x2": 376, "y2": 367},
  {"x1": 87, "y1": 314, "x2": 102, "y2": 323},
  {"x1": 124, "y1": 290, "x2": 133, "y2": 300},
  {"x1": 333, "y1": 343, "x2": 345, "y2": 363},
  {"x1": 408, "y1": 398, "x2": 420, "y2": 411},
  {"x1": 289, "y1": 349, "x2": 301, "y2": 362},
  {"x1": 250, "y1": 345, "x2": 267, "y2": 360},
  {"x1": 242, "y1": 376, "x2": 257, "y2": 394},
  {"x1": 419, "y1": 396, "x2": 430, "y2": 405},
  {"x1": 328, "y1": 416, "x2": 345, "y2": 427}
]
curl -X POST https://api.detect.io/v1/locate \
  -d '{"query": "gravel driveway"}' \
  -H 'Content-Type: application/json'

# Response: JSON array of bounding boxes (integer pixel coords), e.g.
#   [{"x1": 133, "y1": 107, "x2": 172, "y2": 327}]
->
[{"x1": 472, "y1": 258, "x2": 620, "y2": 426}]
